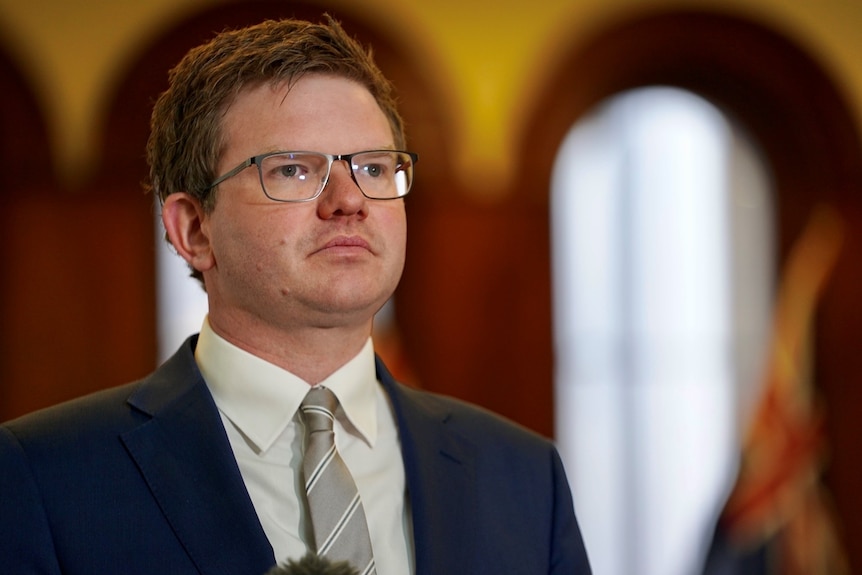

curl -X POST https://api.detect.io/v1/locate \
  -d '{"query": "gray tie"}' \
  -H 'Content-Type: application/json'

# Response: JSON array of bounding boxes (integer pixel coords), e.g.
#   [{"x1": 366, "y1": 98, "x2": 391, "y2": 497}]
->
[{"x1": 301, "y1": 386, "x2": 376, "y2": 575}]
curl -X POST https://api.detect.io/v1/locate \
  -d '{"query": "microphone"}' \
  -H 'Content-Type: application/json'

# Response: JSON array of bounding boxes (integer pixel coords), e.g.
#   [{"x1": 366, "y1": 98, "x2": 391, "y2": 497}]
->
[{"x1": 264, "y1": 553, "x2": 360, "y2": 575}]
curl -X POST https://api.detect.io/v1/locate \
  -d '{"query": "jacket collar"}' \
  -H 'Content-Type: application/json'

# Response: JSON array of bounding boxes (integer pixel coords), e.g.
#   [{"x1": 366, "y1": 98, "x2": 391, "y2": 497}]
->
[
  {"x1": 122, "y1": 336, "x2": 276, "y2": 575},
  {"x1": 120, "y1": 337, "x2": 480, "y2": 575}
]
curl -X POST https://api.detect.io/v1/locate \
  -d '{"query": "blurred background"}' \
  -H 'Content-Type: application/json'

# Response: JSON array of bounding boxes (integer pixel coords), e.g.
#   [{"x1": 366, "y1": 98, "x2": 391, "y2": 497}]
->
[{"x1": 0, "y1": 0, "x2": 860, "y2": 573}]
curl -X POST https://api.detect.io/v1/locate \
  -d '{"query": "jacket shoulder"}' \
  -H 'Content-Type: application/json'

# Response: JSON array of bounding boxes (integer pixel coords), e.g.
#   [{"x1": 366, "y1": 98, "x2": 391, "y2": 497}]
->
[
  {"x1": 388, "y1": 378, "x2": 558, "y2": 456},
  {"x1": 1, "y1": 335, "x2": 201, "y2": 448}
]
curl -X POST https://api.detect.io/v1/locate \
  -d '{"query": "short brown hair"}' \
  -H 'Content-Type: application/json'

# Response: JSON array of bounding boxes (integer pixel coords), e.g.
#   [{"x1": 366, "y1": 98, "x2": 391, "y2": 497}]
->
[{"x1": 146, "y1": 16, "x2": 406, "y2": 212}]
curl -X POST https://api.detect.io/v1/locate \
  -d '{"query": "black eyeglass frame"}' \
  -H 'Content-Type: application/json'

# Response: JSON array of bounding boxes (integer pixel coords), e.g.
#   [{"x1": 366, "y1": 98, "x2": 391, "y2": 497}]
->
[{"x1": 207, "y1": 149, "x2": 419, "y2": 202}]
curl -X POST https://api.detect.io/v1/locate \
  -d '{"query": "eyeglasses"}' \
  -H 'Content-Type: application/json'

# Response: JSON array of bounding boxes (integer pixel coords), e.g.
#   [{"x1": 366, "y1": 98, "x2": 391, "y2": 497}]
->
[{"x1": 208, "y1": 150, "x2": 418, "y2": 202}]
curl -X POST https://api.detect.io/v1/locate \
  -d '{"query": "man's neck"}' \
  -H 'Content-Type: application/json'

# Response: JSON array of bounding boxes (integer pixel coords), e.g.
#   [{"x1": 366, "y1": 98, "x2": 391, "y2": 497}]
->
[{"x1": 205, "y1": 312, "x2": 373, "y2": 385}]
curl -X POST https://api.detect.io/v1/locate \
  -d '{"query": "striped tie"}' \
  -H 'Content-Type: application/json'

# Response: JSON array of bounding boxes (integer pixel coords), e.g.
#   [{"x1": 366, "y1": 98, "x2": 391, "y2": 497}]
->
[{"x1": 300, "y1": 386, "x2": 376, "y2": 575}]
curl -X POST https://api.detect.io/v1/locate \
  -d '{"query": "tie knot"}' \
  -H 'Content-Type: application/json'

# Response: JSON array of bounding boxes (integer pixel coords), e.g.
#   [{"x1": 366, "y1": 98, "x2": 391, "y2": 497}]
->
[{"x1": 301, "y1": 386, "x2": 338, "y2": 432}]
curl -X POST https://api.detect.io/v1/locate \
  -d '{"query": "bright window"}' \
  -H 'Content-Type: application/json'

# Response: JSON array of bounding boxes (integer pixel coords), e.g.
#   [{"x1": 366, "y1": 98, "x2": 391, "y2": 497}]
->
[{"x1": 551, "y1": 87, "x2": 774, "y2": 575}]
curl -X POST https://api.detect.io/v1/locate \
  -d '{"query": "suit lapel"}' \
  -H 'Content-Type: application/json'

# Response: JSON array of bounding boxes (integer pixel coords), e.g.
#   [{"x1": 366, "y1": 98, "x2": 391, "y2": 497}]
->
[
  {"x1": 121, "y1": 339, "x2": 275, "y2": 575},
  {"x1": 377, "y1": 358, "x2": 479, "y2": 575}
]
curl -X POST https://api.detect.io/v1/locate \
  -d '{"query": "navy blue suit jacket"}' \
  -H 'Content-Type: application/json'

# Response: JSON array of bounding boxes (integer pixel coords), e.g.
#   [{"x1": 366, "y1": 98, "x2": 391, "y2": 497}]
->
[{"x1": 1, "y1": 336, "x2": 590, "y2": 574}]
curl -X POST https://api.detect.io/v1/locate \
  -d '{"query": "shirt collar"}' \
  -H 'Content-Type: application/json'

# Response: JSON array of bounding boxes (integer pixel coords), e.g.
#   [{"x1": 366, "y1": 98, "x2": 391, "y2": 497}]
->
[{"x1": 195, "y1": 317, "x2": 379, "y2": 452}]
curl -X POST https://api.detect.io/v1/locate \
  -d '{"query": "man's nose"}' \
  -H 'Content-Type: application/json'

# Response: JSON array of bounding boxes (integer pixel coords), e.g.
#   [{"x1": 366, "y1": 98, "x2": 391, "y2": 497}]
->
[{"x1": 316, "y1": 161, "x2": 368, "y2": 218}]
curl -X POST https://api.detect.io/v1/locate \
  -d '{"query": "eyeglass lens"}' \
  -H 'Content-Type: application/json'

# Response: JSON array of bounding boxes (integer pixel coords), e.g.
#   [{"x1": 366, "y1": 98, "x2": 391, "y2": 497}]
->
[{"x1": 259, "y1": 151, "x2": 413, "y2": 201}]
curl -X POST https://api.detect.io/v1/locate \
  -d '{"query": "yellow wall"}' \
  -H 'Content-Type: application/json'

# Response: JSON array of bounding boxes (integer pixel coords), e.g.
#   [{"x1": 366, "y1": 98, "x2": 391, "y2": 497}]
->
[{"x1": 1, "y1": 0, "x2": 861, "y2": 195}]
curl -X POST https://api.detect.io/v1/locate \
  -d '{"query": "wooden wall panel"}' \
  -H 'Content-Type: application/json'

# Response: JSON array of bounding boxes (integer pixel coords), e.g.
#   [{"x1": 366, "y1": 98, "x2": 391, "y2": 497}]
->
[
  {"x1": 397, "y1": 197, "x2": 555, "y2": 438},
  {"x1": 0, "y1": 191, "x2": 155, "y2": 421}
]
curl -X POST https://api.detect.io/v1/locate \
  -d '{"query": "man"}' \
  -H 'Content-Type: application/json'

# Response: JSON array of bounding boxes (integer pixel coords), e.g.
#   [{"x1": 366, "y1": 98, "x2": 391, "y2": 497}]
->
[{"x1": 0, "y1": 17, "x2": 591, "y2": 575}]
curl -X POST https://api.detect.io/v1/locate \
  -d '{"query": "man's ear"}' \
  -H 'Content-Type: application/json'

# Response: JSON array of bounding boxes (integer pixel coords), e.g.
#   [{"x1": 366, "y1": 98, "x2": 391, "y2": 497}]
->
[{"x1": 161, "y1": 193, "x2": 215, "y2": 273}]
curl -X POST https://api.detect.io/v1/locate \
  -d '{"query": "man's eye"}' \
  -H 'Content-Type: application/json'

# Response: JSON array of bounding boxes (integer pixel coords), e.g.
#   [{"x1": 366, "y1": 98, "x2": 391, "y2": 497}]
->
[
  {"x1": 364, "y1": 164, "x2": 383, "y2": 178},
  {"x1": 357, "y1": 160, "x2": 395, "y2": 178},
  {"x1": 277, "y1": 164, "x2": 300, "y2": 178}
]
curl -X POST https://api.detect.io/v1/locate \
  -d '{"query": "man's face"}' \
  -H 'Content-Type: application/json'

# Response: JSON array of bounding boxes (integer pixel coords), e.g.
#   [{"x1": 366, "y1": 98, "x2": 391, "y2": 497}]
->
[{"x1": 200, "y1": 74, "x2": 407, "y2": 333}]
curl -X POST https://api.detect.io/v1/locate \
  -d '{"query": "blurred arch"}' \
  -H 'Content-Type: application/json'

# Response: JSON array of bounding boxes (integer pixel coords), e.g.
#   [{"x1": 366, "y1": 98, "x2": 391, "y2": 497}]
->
[
  {"x1": 521, "y1": 7, "x2": 862, "y2": 571},
  {"x1": 0, "y1": 41, "x2": 55, "y2": 418}
]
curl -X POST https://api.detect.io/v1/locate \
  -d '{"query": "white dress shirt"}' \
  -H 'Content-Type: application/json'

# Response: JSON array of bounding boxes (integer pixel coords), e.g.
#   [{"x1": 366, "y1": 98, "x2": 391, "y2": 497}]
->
[{"x1": 195, "y1": 318, "x2": 414, "y2": 574}]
